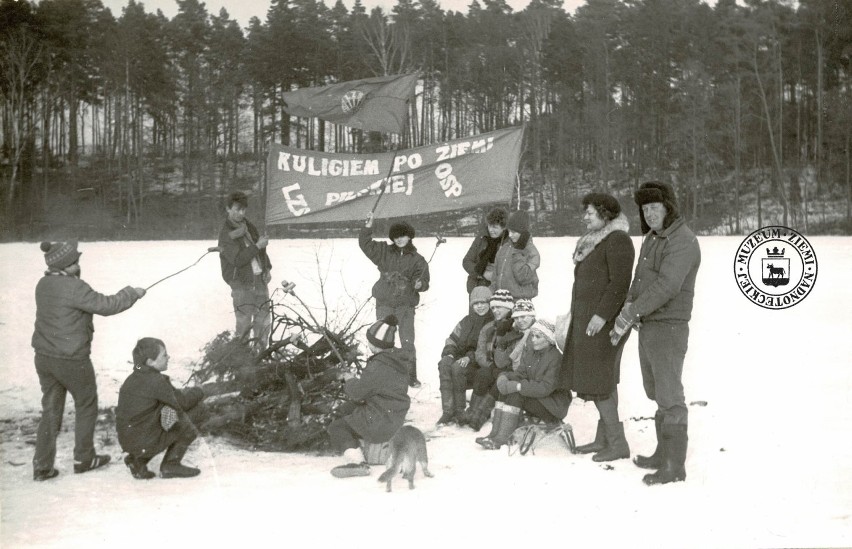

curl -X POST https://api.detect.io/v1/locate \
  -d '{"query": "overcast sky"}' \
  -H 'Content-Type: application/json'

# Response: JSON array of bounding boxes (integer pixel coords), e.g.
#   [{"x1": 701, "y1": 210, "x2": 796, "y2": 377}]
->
[{"x1": 100, "y1": 0, "x2": 587, "y2": 28}]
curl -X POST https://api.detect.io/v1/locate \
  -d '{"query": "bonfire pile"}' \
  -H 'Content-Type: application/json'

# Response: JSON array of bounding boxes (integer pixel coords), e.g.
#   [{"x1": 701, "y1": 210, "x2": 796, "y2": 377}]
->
[{"x1": 187, "y1": 287, "x2": 369, "y2": 452}]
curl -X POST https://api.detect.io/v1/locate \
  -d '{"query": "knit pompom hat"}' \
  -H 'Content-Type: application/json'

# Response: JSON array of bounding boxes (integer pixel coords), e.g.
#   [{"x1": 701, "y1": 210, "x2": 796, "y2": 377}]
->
[
  {"x1": 367, "y1": 315, "x2": 398, "y2": 349},
  {"x1": 512, "y1": 299, "x2": 536, "y2": 318},
  {"x1": 634, "y1": 181, "x2": 679, "y2": 234},
  {"x1": 489, "y1": 289, "x2": 514, "y2": 310},
  {"x1": 470, "y1": 285, "x2": 493, "y2": 306},
  {"x1": 41, "y1": 241, "x2": 81, "y2": 270},
  {"x1": 388, "y1": 221, "x2": 415, "y2": 241},
  {"x1": 530, "y1": 318, "x2": 557, "y2": 347},
  {"x1": 506, "y1": 210, "x2": 530, "y2": 233}
]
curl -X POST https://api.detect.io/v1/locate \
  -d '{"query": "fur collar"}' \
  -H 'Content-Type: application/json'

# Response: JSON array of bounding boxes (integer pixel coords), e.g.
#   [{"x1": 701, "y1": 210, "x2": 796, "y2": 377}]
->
[{"x1": 573, "y1": 213, "x2": 629, "y2": 264}]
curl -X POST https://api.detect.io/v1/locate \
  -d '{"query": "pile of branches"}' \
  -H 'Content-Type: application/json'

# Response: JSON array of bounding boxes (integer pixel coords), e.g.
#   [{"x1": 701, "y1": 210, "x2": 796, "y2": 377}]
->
[{"x1": 188, "y1": 285, "x2": 369, "y2": 452}]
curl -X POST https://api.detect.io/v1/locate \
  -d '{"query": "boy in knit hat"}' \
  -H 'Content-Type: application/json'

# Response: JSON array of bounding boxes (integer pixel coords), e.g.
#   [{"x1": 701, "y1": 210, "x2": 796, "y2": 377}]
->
[
  {"x1": 477, "y1": 318, "x2": 571, "y2": 450},
  {"x1": 328, "y1": 315, "x2": 412, "y2": 477},
  {"x1": 458, "y1": 289, "x2": 515, "y2": 430},
  {"x1": 491, "y1": 210, "x2": 540, "y2": 299},
  {"x1": 359, "y1": 213, "x2": 430, "y2": 388},
  {"x1": 436, "y1": 285, "x2": 494, "y2": 425},
  {"x1": 116, "y1": 338, "x2": 206, "y2": 479},
  {"x1": 31, "y1": 241, "x2": 146, "y2": 481}
]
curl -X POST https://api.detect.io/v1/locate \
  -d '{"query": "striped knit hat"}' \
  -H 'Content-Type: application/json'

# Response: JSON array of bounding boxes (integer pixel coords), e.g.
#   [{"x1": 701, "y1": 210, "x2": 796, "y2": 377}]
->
[
  {"x1": 367, "y1": 315, "x2": 398, "y2": 349},
  {"x1": 40, "y1": 241, "x2": 81, "y2": 270},
  {"x1": 489, "y1": 289, "x2": 514, "y2": 310}
]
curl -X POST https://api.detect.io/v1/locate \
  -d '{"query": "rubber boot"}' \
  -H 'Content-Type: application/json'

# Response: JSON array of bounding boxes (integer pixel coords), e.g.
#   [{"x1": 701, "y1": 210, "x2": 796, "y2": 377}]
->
[
  {"x1": 592, "y1": 422, "x2": 630, "y2": 462},
  {"x1": 466, "y1": 393, "x2": 496, "y2": 432},
  {"x1": 575, "y1": 420, "x2": 606, "y2": 454},
  {"x1": 634, "y1": 412, "x2": 663, "y2": 469},
  {"x1": 643, "y1": 423, "x2": 687, "y2": 485},
  {"x1": 437, "y1": 358, "x2": 455, "y2": 424},
  {"x1": 475, "y1": 406, "x2": 503, "y2": 446},
  {"x1": 457, "y1": 394, "x2": 481, "y2": 426},
  {"x1": 477, "y1": 404, "x2": 520, "y2": 450}
]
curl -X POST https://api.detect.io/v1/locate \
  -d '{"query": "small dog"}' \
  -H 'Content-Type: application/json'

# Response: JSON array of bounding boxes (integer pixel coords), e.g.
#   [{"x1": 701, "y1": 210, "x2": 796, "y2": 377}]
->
[{"x1": 377, "y1": 426, "x2": 433, "y2": 492}]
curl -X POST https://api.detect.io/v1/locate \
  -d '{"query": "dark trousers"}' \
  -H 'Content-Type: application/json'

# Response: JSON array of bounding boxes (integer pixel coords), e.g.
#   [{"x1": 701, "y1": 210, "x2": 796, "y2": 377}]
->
[
  {"x1": 638, "y1": 321, "x2": 689, "y2": 425},
  {"x1": 327, "y1": 418, "x2": 361, "y2": 454},
  {"x1": 502, "y1": 392, "x2": 563, "y2": 424},
  {"x1": 472, "y1": 364, "x2": 500, "y2": 397},
  {"x1": 132, "y1": 399, "x2": 204, "y2": 465},
  {"x1": 33, "y1": 354, "x2": 98, "y2": 471},
  {"x1": 376, "y1": 304, "x2": 417, "y2": 382}
]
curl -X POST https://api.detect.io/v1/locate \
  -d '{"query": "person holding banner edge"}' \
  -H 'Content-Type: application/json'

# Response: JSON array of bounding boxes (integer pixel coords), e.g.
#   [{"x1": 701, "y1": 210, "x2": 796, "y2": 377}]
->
[{"x1": 359, "y1": 213, "x2": 430, "y2": 388}]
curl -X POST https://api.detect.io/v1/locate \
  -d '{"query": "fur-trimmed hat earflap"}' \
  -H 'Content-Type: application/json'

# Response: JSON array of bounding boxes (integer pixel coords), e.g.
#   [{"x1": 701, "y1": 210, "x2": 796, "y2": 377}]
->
[
  {"x1": 634, "y1": 181, "x2": 679, "y2": 234},
  {"x1": 506, "y1": 210, "x2": 530, "y2": 233},
  {"x1": 388, "y1": 221, "x2": 415, "y2": 241}
]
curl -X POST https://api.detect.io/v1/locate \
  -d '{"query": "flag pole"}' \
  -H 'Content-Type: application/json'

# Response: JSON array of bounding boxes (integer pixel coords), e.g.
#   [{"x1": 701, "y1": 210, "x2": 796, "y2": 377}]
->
[{"x1": 368, "y1": 88, "x2": 413, "y2": 216}]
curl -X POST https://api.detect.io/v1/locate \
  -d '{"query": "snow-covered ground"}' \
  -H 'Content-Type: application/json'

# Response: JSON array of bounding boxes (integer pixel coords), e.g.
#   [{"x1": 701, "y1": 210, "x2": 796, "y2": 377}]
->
[{"x1": 1, "y1": 236, "x2": 851, "y2": 548}]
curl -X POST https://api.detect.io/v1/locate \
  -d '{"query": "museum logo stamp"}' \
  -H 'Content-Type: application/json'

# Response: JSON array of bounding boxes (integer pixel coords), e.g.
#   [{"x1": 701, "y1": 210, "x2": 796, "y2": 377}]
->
[{"x1": 734, "y1": 226, "x2": 817, "y2": 309}]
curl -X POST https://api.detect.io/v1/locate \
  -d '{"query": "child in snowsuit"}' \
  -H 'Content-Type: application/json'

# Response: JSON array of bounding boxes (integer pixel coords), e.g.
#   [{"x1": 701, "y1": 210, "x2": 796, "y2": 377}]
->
[
  {"x1": 490, "y1": 210, "x2": 540, "y2": 299},
  {"x1": 476, "y1": 318, "x2": 571, "y2": 450},
  {"x1": 116, "y1": 338, "x2": 206, "y2": 479},
  {"x1": 436, "y1": 286, "x2": 494, "y2": 425},
  {"x1": 359, "y1": 213, "x2": 430, "y2": 387},
  {"x1": 328, "y1": 315, "x2": 412, "y2": 477}
]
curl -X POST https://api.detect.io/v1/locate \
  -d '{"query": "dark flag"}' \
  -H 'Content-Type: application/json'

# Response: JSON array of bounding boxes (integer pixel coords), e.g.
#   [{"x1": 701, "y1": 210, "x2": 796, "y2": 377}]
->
[{"x1": 282, "y1": 73, "x2": 418, "y2": 135}]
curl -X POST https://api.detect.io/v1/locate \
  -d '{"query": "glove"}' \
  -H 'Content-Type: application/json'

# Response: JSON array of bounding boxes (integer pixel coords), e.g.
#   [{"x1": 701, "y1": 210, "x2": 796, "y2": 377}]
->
[
  {"x1": 609, "y1": 303, "x2": 637, "y2": 346},
  {"x1": 495, "y1": 375, "x2": 509, "y2": 394}
]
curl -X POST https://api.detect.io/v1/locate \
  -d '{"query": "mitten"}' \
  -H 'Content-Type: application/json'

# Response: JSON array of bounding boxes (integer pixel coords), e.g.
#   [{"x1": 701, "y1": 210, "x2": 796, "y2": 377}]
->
[
  {"x1": 496, "y1": 374, "x2": 509, "y2": 394},
  {"x1": 495, "y1": 318, "x2": 513, "y2": 337},
  {"x1": 160, "y1": 405, "x2": 178, "y2": 431},
  {"x1": 609, "y1": 303, "x2": 637, "y2": 346}
]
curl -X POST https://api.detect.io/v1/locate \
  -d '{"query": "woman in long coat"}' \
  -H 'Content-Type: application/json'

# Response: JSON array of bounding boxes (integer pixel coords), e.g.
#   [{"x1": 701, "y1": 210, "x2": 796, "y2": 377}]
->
[{"x1": 562, "y1": 193, "x2": 635, "y2": 462}]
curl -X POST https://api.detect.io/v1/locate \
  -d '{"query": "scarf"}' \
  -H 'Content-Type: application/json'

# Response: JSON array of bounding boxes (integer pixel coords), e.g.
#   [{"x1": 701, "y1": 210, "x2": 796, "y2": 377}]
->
[{"x1": 572, "y1": 213, "x2": 630, "y2": 264}]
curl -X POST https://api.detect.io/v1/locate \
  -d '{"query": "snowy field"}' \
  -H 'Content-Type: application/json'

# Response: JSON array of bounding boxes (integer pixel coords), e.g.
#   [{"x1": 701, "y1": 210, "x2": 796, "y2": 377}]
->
[{"x1": 1, "y1": 236, "x2": 851, "y2": 548}]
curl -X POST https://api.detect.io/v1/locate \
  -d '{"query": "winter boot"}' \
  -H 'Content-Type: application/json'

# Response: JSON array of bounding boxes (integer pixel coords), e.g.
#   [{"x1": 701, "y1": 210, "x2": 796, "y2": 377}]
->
[
  {"x1": 634, "y1": 412, "x2": 664, "y2": 469},
  {"x1": 457, "y1": 394, "x2": 481, "y2": 427},
  {"x1": 466, "y1": 393, "x2": 496, "y2": 432},
  {"x1": 592, "y1": 422, "x2": 630, "y2": 462},
  {"x1": 436, "y1": 411, "x2": 456, "y2": 425},
  {"x1": 477, "y1": 404, "x2": 520, "y2": 450},
  {"x1": 451, "y1": 363, "x2": 469, "y2": 420},
  {"x1": 475, "y1": 406, "x2": 502, "y2": 447},
  {"x1": 643, "y1": 423, "x2": 687, "y2": 485},
  {"x1": 124, "y1": 455, "x2": 155, "y2": 480},
  {"x1": 437, "y1": 358, "x2": 455, "y2": 424},
  {"x1": 160, "y1": 438, "x2": 200, "y2": 479},
  {"x1": 575, "y1": 420, "x2": 606, "y2": 454}
]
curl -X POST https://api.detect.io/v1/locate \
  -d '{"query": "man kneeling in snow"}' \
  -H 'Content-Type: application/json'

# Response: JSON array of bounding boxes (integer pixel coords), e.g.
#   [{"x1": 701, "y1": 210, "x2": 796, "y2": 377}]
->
[{"x1": 327, "y1": 315, "x2": 411, "y2": 477}]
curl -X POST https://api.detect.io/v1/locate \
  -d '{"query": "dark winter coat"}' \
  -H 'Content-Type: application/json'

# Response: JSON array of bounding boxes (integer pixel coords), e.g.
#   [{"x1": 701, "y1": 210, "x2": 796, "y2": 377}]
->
[
  {"x1": 440, "y1": 309, "x2": 494, "y2": 365},
  {"x1": 628, "y1": 217, "x2": 701, "y2": 323},
  {"x1": 358, "y1": 226, "x2": 430, "y2": 307},
  {"x1": 474, "y1": 318, "x2": 516, "y2": 371},
  {"x1": 218, "y1": 218, "x2": 272, "y2": 288},
  {"x1": 563, "y1": 219, "x2": 635, "y2": 397},
  {"x1": 505, "y1": 344, "x2": 570, "y2": 420},
  {"x1": 116, "y1": 365, "x2": 204, "y2": 457},
  {"x1": 462, "y1": 228, "x2": 506, "y2": 293},
  {"x1": 32, "y1": 272, "x2": 140, "y2": 360},
  {"x1": 343, "y1": 348, "x2": 411, "y2": 444},
  {"x1": 491, "y1": 235, "x2": 540, "y2": 299}
]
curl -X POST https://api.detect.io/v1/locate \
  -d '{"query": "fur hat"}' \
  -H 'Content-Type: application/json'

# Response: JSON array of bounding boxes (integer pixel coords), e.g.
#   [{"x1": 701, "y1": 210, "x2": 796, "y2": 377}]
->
[
  {"x1": 512, "y1": 299, "x2": 536, "y2": 318},
  {"x1": 470, "y1": 285, "x2": 493, "y2": 306},
  {"x1": 634, "y1": 181, "x2": 679, "y2": 234},
  {"x1": 530, "y1": 318, "x2": 557, "y2": 347},
  {"x1": 41, "y1": 241, "x2": 81, "y2": 270},
  {"x1": 582, "y1": 193, "x2": 622, "y2": 221},
  {"x1": 132, "y1": 337, "x2": 165, "y2": 369},
  {"x1": 388, "y1": 221, "x2": 415, "y2": 241},
  {"x1": 506, "y1": 210, "x2": 530, "y2": 233},
  {"x1": 367, "y1": 315, "x2": 398, "y2": 349},
  {"x1": 489, "y1": 289, "x2": 514, "y2": 309}
]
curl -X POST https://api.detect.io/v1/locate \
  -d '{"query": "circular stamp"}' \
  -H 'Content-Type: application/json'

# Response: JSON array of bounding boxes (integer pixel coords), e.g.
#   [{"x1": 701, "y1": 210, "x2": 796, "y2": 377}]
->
[{"x1": 734, "y1": 226, "x2": 817, "y2": 309}]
